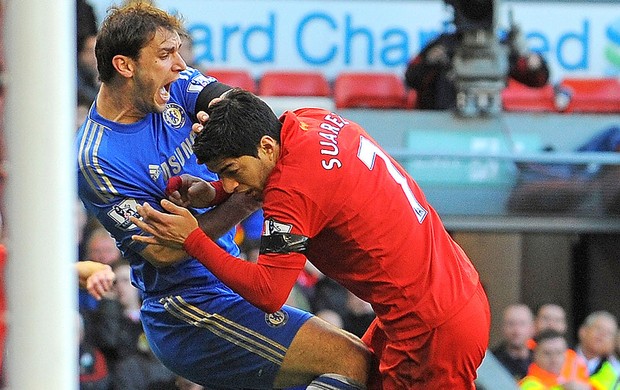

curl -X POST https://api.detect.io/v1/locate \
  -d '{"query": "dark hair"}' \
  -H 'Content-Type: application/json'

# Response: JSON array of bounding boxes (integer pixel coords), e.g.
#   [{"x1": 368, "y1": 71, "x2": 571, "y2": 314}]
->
[
  {"x1": 534, "y1": 328, "x2": 565, "y2": 346},
  {"x1": 193, "y1": 89, "x2": 282, "y2": 164},
  {"x1": 96, "y1": 2, "x2": 186, "y2": 83}
]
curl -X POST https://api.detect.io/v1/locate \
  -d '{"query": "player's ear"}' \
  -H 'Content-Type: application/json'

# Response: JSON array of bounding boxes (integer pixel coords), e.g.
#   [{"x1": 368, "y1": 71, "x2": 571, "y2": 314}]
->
[
  {"x1": 259, "y1": 136, "x2": 277, "y2": 160},
  {"x1": 112, "y1": 55, "x2": 135, "y2": 78}
]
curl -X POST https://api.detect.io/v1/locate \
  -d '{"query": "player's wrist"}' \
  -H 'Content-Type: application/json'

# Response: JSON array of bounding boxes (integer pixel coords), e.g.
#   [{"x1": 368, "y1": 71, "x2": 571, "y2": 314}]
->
[{"x1": 210, "y1": 180, "x2": 231, "y2": 206}]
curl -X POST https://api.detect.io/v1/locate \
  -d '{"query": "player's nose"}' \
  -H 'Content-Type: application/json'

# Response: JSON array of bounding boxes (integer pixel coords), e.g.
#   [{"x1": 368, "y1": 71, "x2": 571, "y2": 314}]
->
[
  {"x1": 172, "y1": 51, "x2": 187, "y2": 72},
  {"x1": 221, "y1": 177, "x2": 239, "y2": 193}
]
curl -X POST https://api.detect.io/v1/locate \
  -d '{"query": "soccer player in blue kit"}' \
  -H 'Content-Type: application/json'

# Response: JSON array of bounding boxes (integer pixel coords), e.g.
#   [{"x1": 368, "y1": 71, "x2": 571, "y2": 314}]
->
[{"x1": 76, "y1": 3, "x2": 370, "y2": 389}]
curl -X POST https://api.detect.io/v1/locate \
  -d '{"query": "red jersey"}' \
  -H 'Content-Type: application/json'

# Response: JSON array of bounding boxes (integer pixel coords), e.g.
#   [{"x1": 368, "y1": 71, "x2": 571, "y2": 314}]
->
[
  {"x1": 260, "y1": 108, "x2": 479, "y2": 339},
  {"x1": 184, "y1": 108, "x2": 481, "y2": 340}
]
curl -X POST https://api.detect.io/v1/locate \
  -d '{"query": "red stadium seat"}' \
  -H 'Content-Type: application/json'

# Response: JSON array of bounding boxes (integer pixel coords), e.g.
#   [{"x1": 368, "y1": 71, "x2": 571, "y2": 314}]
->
[
  {"x1": 501, "y1": 79, "x2": 557, "y2": 112},
  {"x1": 204, "y1": 69, "x2": 257, "y2": 93},
  {"x1": 334, "y1": 72, "x2": 410, "y2": 109},
  {"x1": 406, "y1": 89, "x2": 418, "y2": 110},
  {"x1": 558, "y1": 77, "x2": 620, "y2": 113},
  {"x1": 259, "y1": 71, "x2": 331, "y2": 97}
]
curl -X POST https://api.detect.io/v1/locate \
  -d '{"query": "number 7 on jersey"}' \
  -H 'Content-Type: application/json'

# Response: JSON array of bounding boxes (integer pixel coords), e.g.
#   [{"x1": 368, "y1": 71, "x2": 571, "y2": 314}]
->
[{"x1": 357, "y1": 136, "x2": 428, "y2": 223}]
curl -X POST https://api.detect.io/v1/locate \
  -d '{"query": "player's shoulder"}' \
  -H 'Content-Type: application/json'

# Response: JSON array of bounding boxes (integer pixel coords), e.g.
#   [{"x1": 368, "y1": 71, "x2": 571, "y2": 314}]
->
[
  {"x1": 172, "y1": 67, "x2": 218, "y2": 95},
  {"x1": 290, "y1": 107, "x2": 333, "y2": 120}
]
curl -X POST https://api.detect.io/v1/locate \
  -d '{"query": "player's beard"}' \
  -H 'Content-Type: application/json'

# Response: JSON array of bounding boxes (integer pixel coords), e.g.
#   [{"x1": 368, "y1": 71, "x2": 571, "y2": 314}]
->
[{"x1": 132, "y1": 70, "x2": 166, "y2": 115}]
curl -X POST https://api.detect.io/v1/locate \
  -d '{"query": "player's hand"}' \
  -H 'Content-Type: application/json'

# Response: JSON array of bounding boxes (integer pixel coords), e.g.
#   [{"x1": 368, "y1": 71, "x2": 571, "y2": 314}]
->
[
  {"x1": 192, "y1": 111, "x2": 209, "y2": 135},
  {"x1": 86, "y1": 266, "x2": 116, "y2": 300},
  {"x1": 192, "y1": 94, "x2": 227, "y2": 135},
  {"x1": 130, "y1": 200, "x2": 199, "y2": 249},
  {"x1": 166, "y1": 174, "x2": 216, "y2": 208},
  {"x1": 77, "y1": 262, "x2": 116, "y2": 301}
]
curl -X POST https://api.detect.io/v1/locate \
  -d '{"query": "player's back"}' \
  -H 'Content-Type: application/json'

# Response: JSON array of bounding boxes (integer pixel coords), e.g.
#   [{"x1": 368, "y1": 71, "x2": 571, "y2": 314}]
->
[{"x1": 273, "y1": 108, "x2": 480, "y2": 339}]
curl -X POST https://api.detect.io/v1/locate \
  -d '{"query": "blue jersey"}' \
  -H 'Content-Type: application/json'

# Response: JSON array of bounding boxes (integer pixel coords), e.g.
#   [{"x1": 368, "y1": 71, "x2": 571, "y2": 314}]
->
[
  {"x1": 76, "y1": 68, "x2": 312, "y2": 388},
  {"x1": 76, "y1": 67, "x2": 238, "y2": 296}
]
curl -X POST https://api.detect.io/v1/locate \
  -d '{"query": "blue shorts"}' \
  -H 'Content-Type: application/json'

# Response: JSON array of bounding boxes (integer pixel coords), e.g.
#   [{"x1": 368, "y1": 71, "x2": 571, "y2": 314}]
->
[{"x1": 141, "y1": 284, "x2": 312, "y2": 389}]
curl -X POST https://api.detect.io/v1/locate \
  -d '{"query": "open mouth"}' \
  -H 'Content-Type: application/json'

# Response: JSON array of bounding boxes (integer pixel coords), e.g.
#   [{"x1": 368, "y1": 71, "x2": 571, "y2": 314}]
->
[{"x1": 159, "y1": 82, "x2": 172, "y2": 103}]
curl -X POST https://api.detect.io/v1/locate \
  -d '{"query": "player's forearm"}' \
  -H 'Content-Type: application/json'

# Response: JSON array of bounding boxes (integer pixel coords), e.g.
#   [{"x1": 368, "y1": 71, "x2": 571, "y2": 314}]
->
[
  {"x1": 184, "y1": 228, "x2": 300, "y2": 313},
  {"x1": 196, "y1": 192, "x2": 261, "y2": 239},
  {"x1": 75, "y1": 261, "x2": 110, "y2": 289},
  {"x1": 139, "y1": 244, "x2": 190, "y2": 268}
]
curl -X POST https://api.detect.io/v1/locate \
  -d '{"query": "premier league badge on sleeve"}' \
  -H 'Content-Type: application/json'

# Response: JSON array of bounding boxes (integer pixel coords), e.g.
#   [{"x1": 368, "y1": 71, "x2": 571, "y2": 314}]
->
[{"x1": 108, "y1": 198, "x2": 141, "y2": 230}]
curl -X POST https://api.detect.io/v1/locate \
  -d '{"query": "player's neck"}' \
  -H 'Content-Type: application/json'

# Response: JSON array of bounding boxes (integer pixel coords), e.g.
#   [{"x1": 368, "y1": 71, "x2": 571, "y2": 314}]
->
[{"x1": 96, "y1": 83, "x2": 145, "y2": 124}]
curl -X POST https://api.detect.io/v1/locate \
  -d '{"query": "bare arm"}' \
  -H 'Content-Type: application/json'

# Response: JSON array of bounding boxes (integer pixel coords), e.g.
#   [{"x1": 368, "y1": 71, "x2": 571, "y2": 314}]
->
[
  {"x1": 75, "y1": 261, "x2": 116, "y2": 300},
  {"x1": 138, "y1": 244, "x2": 190, "y2": 268},
  {"x1": 135, "y1": 192, "x2": 260, "y2": 267},
  {"x1": 130, "y1": 200, "x2": 303, "y2": 312},
  {"x1": 195, "y1": 191, "x2": 261, "y2": 239}
]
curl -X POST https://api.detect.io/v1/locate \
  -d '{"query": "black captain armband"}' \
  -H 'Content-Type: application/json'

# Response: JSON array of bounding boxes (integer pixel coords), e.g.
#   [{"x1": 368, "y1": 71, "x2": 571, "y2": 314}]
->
[
  {"x1": 195, "y1": 81, "x2": 232, "y2": 112},
  {"x1": 260, "y1": 233, "x2": 309, "y2": 255}
]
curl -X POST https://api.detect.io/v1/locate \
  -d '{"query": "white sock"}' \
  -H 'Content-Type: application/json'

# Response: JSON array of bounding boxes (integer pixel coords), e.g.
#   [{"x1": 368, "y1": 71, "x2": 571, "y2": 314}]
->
[{"x1": 306, "y1": 373, "x2": 367, "y2": 390}]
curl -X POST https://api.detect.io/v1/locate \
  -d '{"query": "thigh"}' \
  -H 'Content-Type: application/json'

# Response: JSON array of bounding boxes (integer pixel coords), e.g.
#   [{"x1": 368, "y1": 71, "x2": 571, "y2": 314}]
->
[
  {"x1": 141, "y1": 286, "x2": 312, "y2": 389},
  {"x1": 274, "y1": 316, "x2": 371, "y2": 388},
  {"x1": 361, "y1": 319, "x2": 387, "y2": 390},
  {"x1": 379, "y1": 284, "x2": 490, "y2": 390}
]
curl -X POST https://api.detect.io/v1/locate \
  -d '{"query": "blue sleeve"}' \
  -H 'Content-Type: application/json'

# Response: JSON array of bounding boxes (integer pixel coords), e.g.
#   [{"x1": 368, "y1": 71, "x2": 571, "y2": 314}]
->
[{"x1": 170, "y1": 67, "x2": 220, "y2": 117}]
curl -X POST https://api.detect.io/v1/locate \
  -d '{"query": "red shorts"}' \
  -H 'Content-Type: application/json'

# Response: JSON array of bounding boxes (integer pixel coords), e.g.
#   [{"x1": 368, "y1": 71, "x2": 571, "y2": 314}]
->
[{"x1": 362, "y1": 283, "x2": 490, "y2": 390}]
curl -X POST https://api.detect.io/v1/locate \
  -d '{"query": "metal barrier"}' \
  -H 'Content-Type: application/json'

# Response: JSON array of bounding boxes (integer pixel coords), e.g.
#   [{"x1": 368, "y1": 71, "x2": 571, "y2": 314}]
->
[{"x1": 388, "y1": 148, "x2": 620, "y2": 232}]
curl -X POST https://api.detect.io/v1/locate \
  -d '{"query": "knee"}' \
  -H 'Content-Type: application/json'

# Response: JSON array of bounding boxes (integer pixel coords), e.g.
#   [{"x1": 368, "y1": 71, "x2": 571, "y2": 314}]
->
[
  {"x1": 278, "y1": 317, "x2": 372, "y2": 386},
  {"x1": 315, "y1": 321, "x2": 372, "y2": 384}
]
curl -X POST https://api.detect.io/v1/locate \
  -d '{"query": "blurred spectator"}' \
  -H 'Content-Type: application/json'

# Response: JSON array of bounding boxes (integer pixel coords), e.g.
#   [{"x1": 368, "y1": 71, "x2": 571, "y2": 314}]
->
[
  {"x1": 88, "y1": 259, "x2": 176, "y2": 390},
  {"x1": 528, "y1": 303, "x2": 592, "y2": 387},
  {"x1": 76, "y1": 0, "x2": 99, "y2": 106},
  {"x1": 76, "y1": 103, "x2": 91, "y2": 130},
  {"x1": 309, "y1": 275, "x2": 348, "y2": 326},
  {"x1": 519, "y1": 329, "x2": 592, "y2": 390},
  {"x1": 77, "y1": 0, "x2": 97, "y2": 43},
  {"x1": 83, "y1": 226, "x2": 122, "y2": 266},
  {"x1": 404, "y1": 24, "x2": 549, "y2": 110},
  {"x1": 575, "y1": 311, "x2": 620, "y2": 388},
  {"x1": 508, "y1": 126, "x2": 620, "y2": 215},
  {"x1": 77, "y1": 33, "x2": 99, "y2": 107},
  {"x1": 78, "y1": 312, "x2": 111, "y2": 390},
  {"x1": 492, "y1": 303, "x2": 535, "y2": 381},
  {"x1": 79, "y1": 226, "x2": 122, "y2": 313},
  {"x1": 236, "y1": 209, "x2": 263, "y2": 262},
  {"x1": 308, "y1": 274, "x2": 374, "y2": 338},
  {"x1": 534, "y1": 303, "x2": 569, "y2": 336},
  {"x1": 75, "y1": 198, "x2": 89, "y2": 250},
  {"x1": 342, "y1": 290, "x2": 375, "y2": 339}
]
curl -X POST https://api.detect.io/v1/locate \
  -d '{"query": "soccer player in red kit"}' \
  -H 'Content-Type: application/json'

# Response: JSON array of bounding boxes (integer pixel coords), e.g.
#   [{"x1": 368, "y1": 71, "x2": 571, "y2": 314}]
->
[{"x1": 131, "y1": 89, "x2": 491, "y2": 389}]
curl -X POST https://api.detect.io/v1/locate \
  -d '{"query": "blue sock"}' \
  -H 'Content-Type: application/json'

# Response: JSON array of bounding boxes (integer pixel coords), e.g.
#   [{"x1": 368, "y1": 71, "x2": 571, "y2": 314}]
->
[{"x1": 306, "y1": 373, "x2": 366, "y2": 390}]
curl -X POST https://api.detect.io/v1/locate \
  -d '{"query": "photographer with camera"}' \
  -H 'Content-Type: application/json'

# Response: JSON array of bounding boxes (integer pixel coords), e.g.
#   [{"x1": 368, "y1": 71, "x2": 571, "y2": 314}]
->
[{"x1": 405, "y1": 0, "x2": 549, "y2": 113}]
